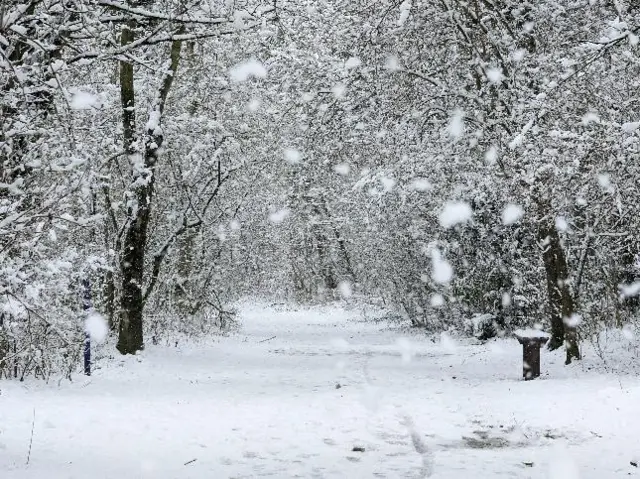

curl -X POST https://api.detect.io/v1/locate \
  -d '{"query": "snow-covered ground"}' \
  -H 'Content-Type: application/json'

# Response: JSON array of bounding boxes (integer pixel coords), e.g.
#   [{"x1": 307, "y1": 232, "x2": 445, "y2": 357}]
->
[{"x1": 1, "y1": 303, "x2": 639, "y2": 478}]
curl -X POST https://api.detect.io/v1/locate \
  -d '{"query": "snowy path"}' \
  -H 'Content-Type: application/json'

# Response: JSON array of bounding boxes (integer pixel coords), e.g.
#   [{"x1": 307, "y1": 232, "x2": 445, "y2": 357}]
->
[{"x1": 1, "y1": 304, "x2": 640, "y2": 478}]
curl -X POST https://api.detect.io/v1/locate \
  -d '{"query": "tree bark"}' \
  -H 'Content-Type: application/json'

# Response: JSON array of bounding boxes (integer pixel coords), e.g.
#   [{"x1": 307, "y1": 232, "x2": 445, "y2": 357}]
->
[
  {"x1": 533, "y1": 167, "x2": 581, "y2": 364},
  {"x1": 101, "y1": 185, "x2": 118, "y2": 330},
  {"x1": 538, "y1": 217, "x2": 580, "y2": 364},
  {"x1": 116, "y1": 23, "x2": 184, "y2": 354},
  {"x1": 116, "y1": 14, "x2": 142, "y2": 354}
]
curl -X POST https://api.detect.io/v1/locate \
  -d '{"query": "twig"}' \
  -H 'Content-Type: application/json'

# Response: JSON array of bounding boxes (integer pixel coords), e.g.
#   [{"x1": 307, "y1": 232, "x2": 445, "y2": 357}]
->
[
  {"x1": 258, "y1": 336, "x2": 276, "y2": 343},
  {"x1": 26, "y1": 408, "x2": 35, "y2": 465},
  {"x1": 184, "y1": 458, "x2": 197, "y2": 466}
]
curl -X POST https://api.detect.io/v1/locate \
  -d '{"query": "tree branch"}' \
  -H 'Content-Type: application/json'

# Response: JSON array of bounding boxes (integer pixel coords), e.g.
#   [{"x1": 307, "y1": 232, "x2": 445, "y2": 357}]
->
[{"x1": 98, "y1": 1, "x2": 230, "y2": 25}]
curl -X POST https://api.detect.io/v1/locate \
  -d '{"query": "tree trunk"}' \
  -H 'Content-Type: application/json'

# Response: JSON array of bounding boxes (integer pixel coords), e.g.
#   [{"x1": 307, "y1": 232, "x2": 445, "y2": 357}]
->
[
  {"x1": 319, "y1": 199, "x2": 356, "y2": 282},
  {"x1": 117, "y1": 205, "x2": 149, "y2": 354},
  {"x1": 101, "y1": 185, "x2": 118, "y2": 330},
  {"x1": 533, "y1": 167, "x2": 581, "y2": 365},
  {"x1": 103, "y1": 269, "x2": 116, "y2": 330},
  {"x1": 116, "y1": 16, "x2": 142, "y2": 354},
  {"x1": 538, "y1": 220, "x2": 580, "y2": 363},
  {"x1": 116, "y1": 23, "x2": 184, "y2": 354}
]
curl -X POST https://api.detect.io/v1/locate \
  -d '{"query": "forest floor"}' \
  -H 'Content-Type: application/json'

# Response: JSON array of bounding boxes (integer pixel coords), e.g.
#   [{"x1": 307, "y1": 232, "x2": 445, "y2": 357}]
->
[{"x1": 1, "y1": 303, "x2": 640, "y2": 478}]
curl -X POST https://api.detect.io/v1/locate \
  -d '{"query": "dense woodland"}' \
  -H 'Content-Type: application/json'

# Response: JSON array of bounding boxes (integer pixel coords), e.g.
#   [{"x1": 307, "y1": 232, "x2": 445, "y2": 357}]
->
[{"x1": 1, "y1": 0, "x2": 639, "y2": 379}]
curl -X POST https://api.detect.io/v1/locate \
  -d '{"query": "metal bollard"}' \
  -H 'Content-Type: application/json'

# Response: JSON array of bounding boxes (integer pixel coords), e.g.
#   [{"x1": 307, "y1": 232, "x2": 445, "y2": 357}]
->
[{"x1": 514, "y1": 330, "x2": 550, "y2": 380}]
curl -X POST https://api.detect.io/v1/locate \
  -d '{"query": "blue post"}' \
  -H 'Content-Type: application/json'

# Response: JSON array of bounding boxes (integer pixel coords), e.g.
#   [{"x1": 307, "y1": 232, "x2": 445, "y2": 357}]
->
[{"x1": 82, "y1": 278, "x2": 91, "y2": 376}]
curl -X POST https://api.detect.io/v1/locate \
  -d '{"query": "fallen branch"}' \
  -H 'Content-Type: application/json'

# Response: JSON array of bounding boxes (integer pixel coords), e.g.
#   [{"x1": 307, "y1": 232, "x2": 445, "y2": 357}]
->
[{"x1": 258, "y1": 336, "x2": 276, "y2": 343}]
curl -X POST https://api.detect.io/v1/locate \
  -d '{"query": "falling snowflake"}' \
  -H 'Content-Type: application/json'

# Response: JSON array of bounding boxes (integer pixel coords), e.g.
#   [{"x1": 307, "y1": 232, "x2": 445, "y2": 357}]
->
[
  {"x1": 332, "y1": 83, "x2": 346, "y2": 98},
  {"x1": 385, "y1": 55, "x2": 400, "y2": 71},
  {"x1": 70, "y1": 91, "x2": 100, "y2": 110},
  {"x1": 486, "y1": 67, "x2": 504, "y2": 85},
  {"x1": 398, "y1": 0, "x2": 412, "y2": 26},
  {"x1": 345, "y1": 57, "x2": 361, "y2": 69},
  {"x1": 597, "y1": 173, "x2": 613, "y2": 191},
  {"x1": 564, "y1": 314, "x2": 582, "y2": 327},
  {"x1": 447, "y1": 109, "x2": 465, "y2": 139},
  {"x1": 431, "y1": 249, "x2": 453, "y2": 284},
  {"x1": 431, "y1": 294, "x2": 445, "y2": 307},
  {"x1": 229, "y1": 59, "x2": 267, "y2": 82},
  {"x1": 502, "y1": 204, "x2": 524, "y2": 225},
  {"x1": 284, "y1": 148, "x2": 302, "y2": 164},
  {"x1": 512, "y1": 49, "x2": 526, "y2": 62},
  {"x1": 620, "y1": 282, "x2": 640, "y2": 298},
  {"x1": 439, "y1": 201, "x2": 472, "y2": 228},
  {"x1": 269, "y1": 209, "x2": 290, "y2": 224},
  {"x1": 440, "y1": 332, "x2": 457, "y2": 352},
  {"x1": 409, "y1": 178, "x2": 432, "y2": 191},
  {"x1": 338, "y1": 281, "x2": 352, "y2": 298},
  {"x1": 334, "y1": 163, "x2": 350, "y2": 175},
  {"x1": 85, "y1": 312, "x2": 109, "y2": 344},
  {"x1": 380, "y1": 177, "x2": 396, "y2": 192},
  {"x1": 502, "y1": 292, "x2": 512, "y2": 307},
  {"x1": 485, "y1": 146, "x2": 499, "y2": 165},
  {"x1": 247, "y1": 98, "x2": 261, "y2": 112},
  {"x1": 581, "y1": 112, "x2": 599, "y2": 125},
  {"x1": 555, "y1": 216, "x2": 569, "y2": 232},
  {"x1": 396, "y1": 338, "x2": 414, "y2": 363}
]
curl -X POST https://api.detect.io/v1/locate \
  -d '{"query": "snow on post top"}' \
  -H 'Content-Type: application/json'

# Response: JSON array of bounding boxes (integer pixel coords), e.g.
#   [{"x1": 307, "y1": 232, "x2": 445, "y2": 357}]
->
[{"x1": 514, "y1": 329, "x2": 550, "y2": 339}]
